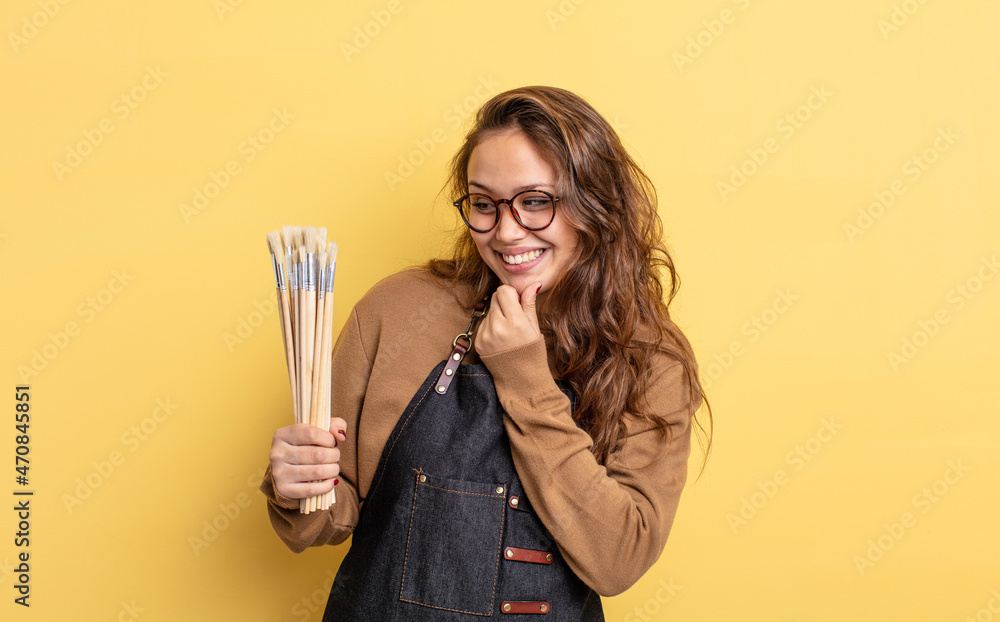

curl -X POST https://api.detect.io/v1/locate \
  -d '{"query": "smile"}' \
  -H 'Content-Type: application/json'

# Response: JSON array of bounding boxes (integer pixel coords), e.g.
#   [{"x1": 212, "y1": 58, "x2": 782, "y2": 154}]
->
[{"x1": 500, "y1": 249, "x2": 544, "y2": 265}]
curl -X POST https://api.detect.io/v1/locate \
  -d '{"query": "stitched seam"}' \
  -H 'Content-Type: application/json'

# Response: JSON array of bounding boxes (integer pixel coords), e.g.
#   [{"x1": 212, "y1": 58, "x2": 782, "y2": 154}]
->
[
  {"x1": 398, "y1": 470, "x2": 421, "y2": 605},
  {"x1": 418, "y1": 481, "x2": 504, "y2": 499},
  {"x1": 368, "y1": 377, "x2": 436, "y2": 498},
  {"x1": 398, "y1": 597, "x2": 492, "y2": 616},
  {"x1": 489, "y1": 487, "x2": 505, "y2": 614}
]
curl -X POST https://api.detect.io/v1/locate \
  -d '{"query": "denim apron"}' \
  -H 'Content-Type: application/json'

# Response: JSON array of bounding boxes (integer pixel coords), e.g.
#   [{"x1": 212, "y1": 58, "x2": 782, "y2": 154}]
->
[{"x1": 322, "y1": 305, "x2": 604, "y2": 621}]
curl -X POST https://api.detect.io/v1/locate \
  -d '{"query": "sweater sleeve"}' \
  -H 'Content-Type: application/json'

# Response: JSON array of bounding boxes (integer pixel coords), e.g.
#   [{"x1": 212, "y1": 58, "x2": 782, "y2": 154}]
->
[
  {"x1": 480, "y1": 336, "x2": 697, "y2": 596},
  {"x1": 259, "y1": 306, "x2": 370, "y2": 553}
]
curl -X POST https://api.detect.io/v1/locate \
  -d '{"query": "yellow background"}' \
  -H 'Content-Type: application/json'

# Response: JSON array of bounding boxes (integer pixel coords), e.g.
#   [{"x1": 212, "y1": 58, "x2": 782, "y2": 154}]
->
[{"x1": 2, "y1": 0, "x2": 998, "y2": 620}]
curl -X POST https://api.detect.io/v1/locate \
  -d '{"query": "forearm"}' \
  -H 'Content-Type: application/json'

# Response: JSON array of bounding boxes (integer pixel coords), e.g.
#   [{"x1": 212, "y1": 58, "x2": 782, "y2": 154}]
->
[{"x1": 483, "y1": 338, "x2": 693, "y2": 596}]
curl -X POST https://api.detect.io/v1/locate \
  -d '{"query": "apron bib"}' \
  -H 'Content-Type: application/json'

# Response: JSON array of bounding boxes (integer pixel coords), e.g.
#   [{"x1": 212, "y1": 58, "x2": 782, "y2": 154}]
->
[{"x1": 322, "y1": 312, "x2": 604, "y2": 620}]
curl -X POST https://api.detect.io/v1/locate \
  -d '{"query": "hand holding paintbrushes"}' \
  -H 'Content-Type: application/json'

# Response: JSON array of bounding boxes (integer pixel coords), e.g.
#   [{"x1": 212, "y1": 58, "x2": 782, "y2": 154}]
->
[{"x1": 267, "y1": 226, "x2": 338, "y2": 514}]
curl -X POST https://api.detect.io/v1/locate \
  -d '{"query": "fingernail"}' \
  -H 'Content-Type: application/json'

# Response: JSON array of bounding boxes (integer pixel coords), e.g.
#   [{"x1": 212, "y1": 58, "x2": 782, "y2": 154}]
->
[
  {"x1": 333, "y1": 478, "x2": 339, "y2": 486},
  {"x1": 337, "y1": 428, "x2": 346, "y2": 438},
  {"x1": 535, "y1": 284, "x2": 542, "y2": 294}
]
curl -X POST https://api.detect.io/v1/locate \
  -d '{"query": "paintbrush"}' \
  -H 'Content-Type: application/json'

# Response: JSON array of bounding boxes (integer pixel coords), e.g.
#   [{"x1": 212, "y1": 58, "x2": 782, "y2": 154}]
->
[{"x1": 267, "y1": 231, "x2": 298, "y2": 420}]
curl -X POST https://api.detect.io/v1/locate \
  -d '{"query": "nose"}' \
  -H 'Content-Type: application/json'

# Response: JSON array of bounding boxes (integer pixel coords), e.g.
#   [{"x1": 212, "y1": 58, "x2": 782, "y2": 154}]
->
[{"x1": 492, "y1": 204, "x2": 525, "y2": 242}]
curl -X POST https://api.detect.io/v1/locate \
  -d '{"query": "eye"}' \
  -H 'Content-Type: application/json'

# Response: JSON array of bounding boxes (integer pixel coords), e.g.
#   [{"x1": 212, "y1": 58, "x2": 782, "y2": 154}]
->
[
  {"x1": 468, "y1": 195, "x2": 496, "y2": 213},
  {"x1": 518, "y1": 193, "x2": 553, "y2": 211}
]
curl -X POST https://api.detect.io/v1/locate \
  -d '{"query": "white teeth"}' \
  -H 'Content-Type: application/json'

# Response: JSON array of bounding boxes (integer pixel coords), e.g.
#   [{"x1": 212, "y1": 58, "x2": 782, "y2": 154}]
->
[{"x1": 501, "y1": 249, "x2": 543, "y2": 265}]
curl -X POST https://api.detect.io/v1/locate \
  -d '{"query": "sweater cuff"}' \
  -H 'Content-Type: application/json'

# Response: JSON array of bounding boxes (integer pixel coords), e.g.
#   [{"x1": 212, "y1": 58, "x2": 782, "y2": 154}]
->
[
  {"x1": 260, "y1": 464, "x2": 301, "y2": 510},
  {"x1": 479, "y1": 336, "x2": 564, "y2": 406}
]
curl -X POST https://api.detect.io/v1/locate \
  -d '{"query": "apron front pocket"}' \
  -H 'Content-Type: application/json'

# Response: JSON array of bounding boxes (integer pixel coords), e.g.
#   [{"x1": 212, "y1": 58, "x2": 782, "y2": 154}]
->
[{"x1": 400, "y1": 469, "x2": 507, "y2": 616}]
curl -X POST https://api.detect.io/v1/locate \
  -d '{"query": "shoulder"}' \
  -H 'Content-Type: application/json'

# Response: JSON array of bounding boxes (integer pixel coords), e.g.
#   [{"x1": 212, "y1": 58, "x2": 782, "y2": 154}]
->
[
  {"x1": 351, "y1": 268, "x2": 471, "y2": 342},
  {"x1": 356, "y1": 268, "x2": 457, "y2": 314}
]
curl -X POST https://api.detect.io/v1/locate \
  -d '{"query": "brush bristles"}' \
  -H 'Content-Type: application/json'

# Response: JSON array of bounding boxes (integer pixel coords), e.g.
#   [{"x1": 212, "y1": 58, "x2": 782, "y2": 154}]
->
[
  {"x1": 305, "y1": 228, "x2": 317, "y2": 255},
  {"x1": 266, "y1": 230, "x2": 282, "y2": 258},
  {"x1": 281, "y1": 226, "x2": 296, "y2": 252},
  {"x1": 316, "y1": 227, "x2": 327, "y2": 253}
]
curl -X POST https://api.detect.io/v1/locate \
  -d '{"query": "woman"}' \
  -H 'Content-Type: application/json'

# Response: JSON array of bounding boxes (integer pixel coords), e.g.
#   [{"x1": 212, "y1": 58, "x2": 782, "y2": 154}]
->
[{"x1": 262, "y1": 86, "x2": 710, "y2": 620}]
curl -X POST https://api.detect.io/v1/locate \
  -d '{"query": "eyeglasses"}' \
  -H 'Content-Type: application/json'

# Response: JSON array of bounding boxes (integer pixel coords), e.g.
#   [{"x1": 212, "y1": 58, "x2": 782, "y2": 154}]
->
[{"x1": 453, "y1": 190, "x2": 559, "y2": 233}]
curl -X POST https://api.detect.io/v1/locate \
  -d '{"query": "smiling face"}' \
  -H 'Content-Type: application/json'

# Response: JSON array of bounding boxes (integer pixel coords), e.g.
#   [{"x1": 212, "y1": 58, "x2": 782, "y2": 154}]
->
[{"x1": 466, "y1": 130, "x2": 579, "y2": 296}]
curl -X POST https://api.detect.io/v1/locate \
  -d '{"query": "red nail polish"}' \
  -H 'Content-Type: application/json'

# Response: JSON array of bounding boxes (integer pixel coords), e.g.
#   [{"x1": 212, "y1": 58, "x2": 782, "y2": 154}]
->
[
  {"x1": 333, "y1": 478, "x2": 339, "y2": 486},
  {"x1": 337, "y1": 429, "x2": 346, "y2": 438},
  {"x1": 535, "y1": 285, "x2": 542, "y2": 294}
]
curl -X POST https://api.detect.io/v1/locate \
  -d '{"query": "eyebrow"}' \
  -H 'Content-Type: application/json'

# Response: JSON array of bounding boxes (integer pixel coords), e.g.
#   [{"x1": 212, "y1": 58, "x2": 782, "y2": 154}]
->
[{"x1": 468, "y1": 181, "x2": 554, "y2": 194}]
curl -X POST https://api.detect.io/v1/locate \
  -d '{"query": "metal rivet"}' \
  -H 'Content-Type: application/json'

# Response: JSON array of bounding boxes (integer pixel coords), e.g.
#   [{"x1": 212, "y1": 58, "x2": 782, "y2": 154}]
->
[
  {"x1": 505, "y1": 548, "x2": 513, "y2": 558},
  {"x1": 510, "y1": 497, "x2": 518, "y2": 507},
  {"x1": 445, "y1": 368, "x2": 453, "y2": 376},
  {"x1": 452, "y1": 353, "x2": 461, "y2": 361},
  {"x1": 540, "y1": 604, "x2": 548, "y2": 612},
  {"x1": 502, "y1": 603, "x2": 511, "y2": 612},
  {"x1": 545, "y1": 553, "x2": 553, "y2": 562},
  {"x1": 496, "y1": 486, "x2": 504, "y2": 494},
  {"x1": 419, "y1": 475, "x2": 426, "y2": 483},
  {"x1": 436, "y1": 385, "x2": 446, "y2": 393}
]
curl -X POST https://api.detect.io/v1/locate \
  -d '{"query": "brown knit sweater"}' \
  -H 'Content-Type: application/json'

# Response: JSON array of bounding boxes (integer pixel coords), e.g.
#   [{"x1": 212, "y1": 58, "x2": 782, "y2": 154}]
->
[{"x1": 260, "y1": 268, "x2": 698, "y2": 596}]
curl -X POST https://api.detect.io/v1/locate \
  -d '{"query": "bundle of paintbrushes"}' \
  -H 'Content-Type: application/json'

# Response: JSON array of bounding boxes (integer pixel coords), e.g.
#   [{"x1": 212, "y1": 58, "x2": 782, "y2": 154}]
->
[{"x1": 266, "y1": 226, "x2": 338, "y2": 514}]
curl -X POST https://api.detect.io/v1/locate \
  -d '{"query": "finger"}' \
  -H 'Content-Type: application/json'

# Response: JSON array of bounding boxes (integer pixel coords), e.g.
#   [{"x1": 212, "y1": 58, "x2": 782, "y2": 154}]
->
[
  {"x1": 329, "y1": 417, "x2": 348, "y2": 442},
  {"x1": 283, "y1": 461, "x2": 340, "y2": 484},
  {"x1": 276, "y1": 477, "x2": 337, "y2": 500},
  {"x1": 282, "y1": 444, "x2": 341, "y2": 467},
  {"x1": 520, "y1": 281, "x2": 542, "y2": 331},
  {"x1": 276, "y1": 423, "x2": 336, "y2": 448},
  {"x1": 491, "y1": 285, "x2": 521, "y2": 318}
]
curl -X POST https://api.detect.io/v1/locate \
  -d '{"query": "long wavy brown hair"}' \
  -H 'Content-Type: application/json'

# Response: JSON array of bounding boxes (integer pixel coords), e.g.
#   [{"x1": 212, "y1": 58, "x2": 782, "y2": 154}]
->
[{"x1": 428, "y1": 86, "x2": 711, "y2": 467}]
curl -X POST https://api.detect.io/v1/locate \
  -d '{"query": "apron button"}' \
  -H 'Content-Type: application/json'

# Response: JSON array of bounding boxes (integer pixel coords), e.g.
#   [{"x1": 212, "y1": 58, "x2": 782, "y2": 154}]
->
[
  {"x1": 503, "y1": 603, "x2": 512, "y2": 612},
  {"x1": 436, "y1": 385, "x2": 446, "y2": 393},
  {"x1": 540, "y1": 603, "x2": 549, "y2": 612},
  {"x1": 495, "y1": 486, "x2": 504, "y2": 494},
  {"x1": 419, "y1": 475, "x2": 427, "y2": 483},
  {"x1": 510, "y1": 497, "x2": 518, "y2": 507},
  {"x1": 545, "y1": 553, "x2": 553, "y2": 562},
  {"x1": 445, "y1": 368, "x2": 453, "y2": 376},
  {"x1": 505, "y1": 548, "x2": 514, "y2": 558}
]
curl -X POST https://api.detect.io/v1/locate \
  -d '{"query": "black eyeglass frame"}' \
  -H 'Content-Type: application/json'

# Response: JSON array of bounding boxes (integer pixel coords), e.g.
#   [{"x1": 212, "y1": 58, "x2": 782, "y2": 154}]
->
[{"x1": 452, "y1": 189, "x2": 560, "y2": 233}]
